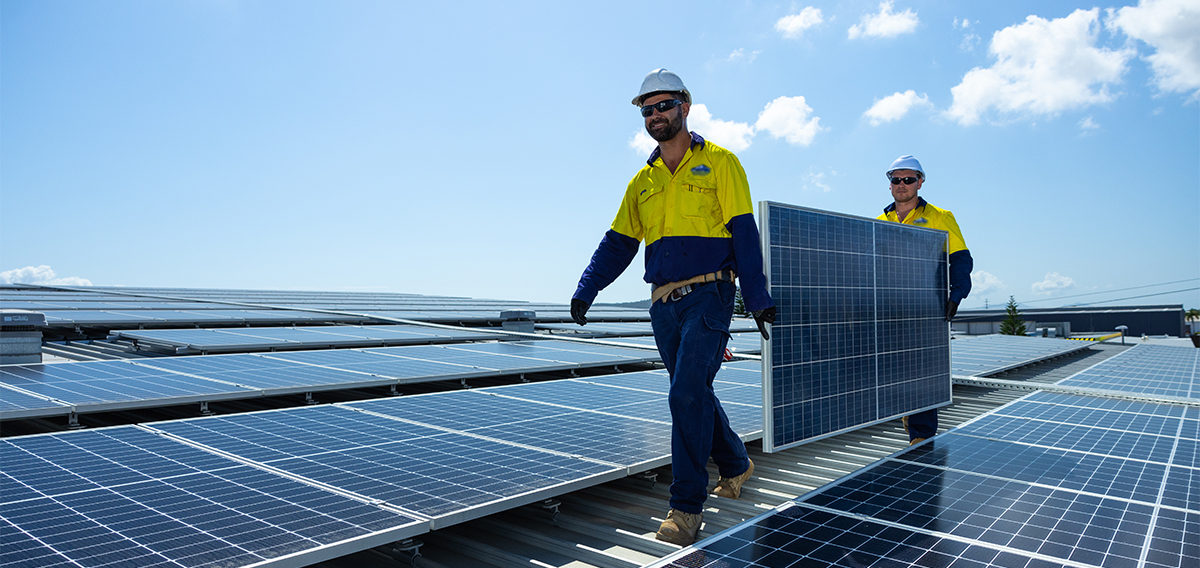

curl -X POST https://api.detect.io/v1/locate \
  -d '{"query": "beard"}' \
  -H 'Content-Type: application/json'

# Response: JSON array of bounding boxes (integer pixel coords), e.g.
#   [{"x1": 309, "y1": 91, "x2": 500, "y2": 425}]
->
[{"x1": 646, "y1": 108, "x2": 684, "y2": 142}]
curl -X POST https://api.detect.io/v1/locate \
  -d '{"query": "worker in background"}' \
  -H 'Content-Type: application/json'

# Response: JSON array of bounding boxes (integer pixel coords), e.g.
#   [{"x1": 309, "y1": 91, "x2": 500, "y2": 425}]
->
[
  {"x1": 878, "y1": 155, "x2": 972, "y2": 445},
  {"x1": 571, "y1": 69, "x2": 776, "y2": 546}
]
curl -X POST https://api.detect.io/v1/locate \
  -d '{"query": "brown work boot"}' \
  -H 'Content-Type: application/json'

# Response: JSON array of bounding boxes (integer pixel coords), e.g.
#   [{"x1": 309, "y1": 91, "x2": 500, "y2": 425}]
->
[
  {"x1": 901, "y1": 415, "x2": 909, "y2": 434},
  {"x1": 909, "y1": 437, "x2": 927, "y2": 446},
  {"x1": 655, "y1": 509, "x2": 703, "y2": 546},
  {"x1": 711, "y1": 459, "x2": 754, "y2": 499}
]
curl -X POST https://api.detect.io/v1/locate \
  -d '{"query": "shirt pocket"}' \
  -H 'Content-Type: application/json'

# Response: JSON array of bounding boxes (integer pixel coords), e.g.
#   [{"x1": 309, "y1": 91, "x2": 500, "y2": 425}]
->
[
  {"x1": 636, "y1": 183, "x2": 665, "y2": 243},
  {"x1": 678, "y1": 177, "x2": 723, "y2": 236}
]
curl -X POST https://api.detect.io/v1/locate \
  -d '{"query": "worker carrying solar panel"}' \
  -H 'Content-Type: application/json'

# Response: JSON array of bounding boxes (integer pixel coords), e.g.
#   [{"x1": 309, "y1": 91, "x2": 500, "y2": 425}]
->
[
  {"x1": 570, "y1": 68, "x2": 776, "y2": 546},
  {"x1": 877, "y1": 154, "x2": 973, "y2": 445}
]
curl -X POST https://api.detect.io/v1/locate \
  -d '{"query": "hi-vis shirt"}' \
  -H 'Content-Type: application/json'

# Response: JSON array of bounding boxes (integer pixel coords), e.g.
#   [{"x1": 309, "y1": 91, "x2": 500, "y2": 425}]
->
[
  {"x1": 574, "y1": 133, "x2": 774, "y2": 312},
  {"x1": 879, "y1": 197, "x2": 974, "y2": 303}
]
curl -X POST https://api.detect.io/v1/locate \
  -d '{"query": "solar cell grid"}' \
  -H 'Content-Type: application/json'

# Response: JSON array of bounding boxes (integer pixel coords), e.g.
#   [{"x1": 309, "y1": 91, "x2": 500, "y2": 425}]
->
[
  {"x1": 899, "y1": 433, "x2": 1168, "y2": 504},
  {"x1": 1057, "y1": 344, "x2": 1199, "y2": 401},
  {"x1": 1, "y1": 427, "x2": 423, "y2": 568},
  {"x1": 801, "y1": 459, "x2": 1154, "y2": 568},
  {"x1": 762, "y1": 202, "x2": 950, "y2": 452},
  {"x1": 654, "y1": 504, "x2": 1074, "y2": 568},
  {"x1": 950, "y1": 335, "x2": 1094, "y2": 378}
]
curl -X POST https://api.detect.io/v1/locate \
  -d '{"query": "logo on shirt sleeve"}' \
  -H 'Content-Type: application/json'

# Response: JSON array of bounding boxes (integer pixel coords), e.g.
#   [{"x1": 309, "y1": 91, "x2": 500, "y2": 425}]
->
[{"x1": 690, "y1": 164, "x2": 711, "y2": 176}]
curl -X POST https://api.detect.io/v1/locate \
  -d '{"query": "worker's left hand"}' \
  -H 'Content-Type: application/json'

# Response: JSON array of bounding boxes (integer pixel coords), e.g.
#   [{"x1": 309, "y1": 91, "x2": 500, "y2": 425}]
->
[
  {"x1": 752, "y1": 306, "x2": 776, "y2": 340},
  {"x1": 571, "y1": 298, "x2": 590, "y2": 326},
  {"x1": 945, "y1": 300, "x2": 959, "y2": 321}
]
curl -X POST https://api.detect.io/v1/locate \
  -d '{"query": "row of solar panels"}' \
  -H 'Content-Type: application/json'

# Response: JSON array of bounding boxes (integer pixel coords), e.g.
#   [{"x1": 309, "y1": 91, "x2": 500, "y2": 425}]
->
[
  {"x1": 0, "y1": 334, "x2": 1091, "y2": 424},
  {"x1": 0, "y1": 340, "x2": 663, "y2": 420},
  {"x1": 108, "y1": 320, "x2": 762, "y2": 354},
  {"x1": 654, "y1": 343, "x2": 1200, "y2": 568},
  {"x1": 1, "y1": 362, "x2": 763, "y2": 568}
]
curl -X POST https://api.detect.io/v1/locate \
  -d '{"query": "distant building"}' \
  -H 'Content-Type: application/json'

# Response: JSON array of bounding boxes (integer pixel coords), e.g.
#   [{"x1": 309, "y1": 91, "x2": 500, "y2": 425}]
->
[{"x1": 953, "y1": 304, "x2": 1185, "y2": 338}]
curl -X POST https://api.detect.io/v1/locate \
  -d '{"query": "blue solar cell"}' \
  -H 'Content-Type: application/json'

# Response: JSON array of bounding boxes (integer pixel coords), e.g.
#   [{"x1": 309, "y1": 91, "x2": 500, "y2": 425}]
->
[
  {"x1": 762, "y1": 203, "x2": 950, "y2": 452},
  {"x1": 1, "y1": 426, "x2": 423, "y2": 568},
  {"x1": 950, "y1": 335, "x2": 1093, "y2": 377},
  {"x1": 348, "y1": 390, "x2": 574, "y2": 430},
  {"x1": 489, "y1": 379, "x2": 666, "y2": 411},
  {"x1": 802, "y1": 460, "x2": 1154, "y2": 568},
  {"x1": 0, "y1": 360, "x2": 249, "y2": 408},
  {"x1": 1057, "y1": 344, "x2": 1199, "y2": 401},
  {"x1": 655, "y1": 504, "x2": 1074, "y2": 568}
]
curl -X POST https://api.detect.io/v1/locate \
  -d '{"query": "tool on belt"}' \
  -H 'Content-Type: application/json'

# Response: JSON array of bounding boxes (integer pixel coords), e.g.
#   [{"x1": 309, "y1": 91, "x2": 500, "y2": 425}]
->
[{"x1": 650, "y1": 269, "x2": 736, "y2": 304}]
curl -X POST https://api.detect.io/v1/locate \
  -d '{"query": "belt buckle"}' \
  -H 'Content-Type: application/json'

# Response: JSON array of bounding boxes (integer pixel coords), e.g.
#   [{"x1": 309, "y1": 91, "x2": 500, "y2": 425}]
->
[{"x1": 669, "y1": 284, "x2": 693, "y2": 301}]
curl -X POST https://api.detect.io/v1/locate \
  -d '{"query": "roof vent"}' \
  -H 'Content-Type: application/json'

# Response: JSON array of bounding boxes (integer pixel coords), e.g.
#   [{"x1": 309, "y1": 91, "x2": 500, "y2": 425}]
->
[
  {"x1": 1, "y1": 310, "x2": 47, "y2": 364},
  {"x1": 500, "y1": 310, "x2": 536, "y2": 334}
]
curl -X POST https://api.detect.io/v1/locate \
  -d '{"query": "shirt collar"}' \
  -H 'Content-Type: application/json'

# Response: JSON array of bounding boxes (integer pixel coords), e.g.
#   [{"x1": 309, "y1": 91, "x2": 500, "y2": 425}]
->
[
  {"x1": 646, "y1": 131, "x2": 706, "y2": 166},
  {"x1": 883, "y1": 196, "x2": 928, "y2": 216}
]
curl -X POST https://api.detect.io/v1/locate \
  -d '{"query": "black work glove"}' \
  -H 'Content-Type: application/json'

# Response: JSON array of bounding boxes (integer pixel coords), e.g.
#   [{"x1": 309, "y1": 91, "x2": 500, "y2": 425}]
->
[
  {"x1": 752, "y1": 306, "x2": 776, "y2": 340},
  {"x1": 945, "y1": 300, "x2": 959, "y2": 322},
  {"x1": 571, "y1": 298, "x2": 590, "y2": 326}
]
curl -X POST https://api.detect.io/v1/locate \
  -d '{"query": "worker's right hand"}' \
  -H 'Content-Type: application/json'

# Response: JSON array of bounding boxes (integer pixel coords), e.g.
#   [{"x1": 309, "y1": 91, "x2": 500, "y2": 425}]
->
[
  {"x1": 752, "y1": 306, "x2": 776, "y2": 340},
  {"x1": 570, "y1": 298, "x2": 590, "y2": 326}
]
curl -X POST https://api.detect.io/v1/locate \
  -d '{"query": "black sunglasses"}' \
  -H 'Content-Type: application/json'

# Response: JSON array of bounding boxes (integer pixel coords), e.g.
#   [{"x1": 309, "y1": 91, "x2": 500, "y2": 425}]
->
[
  {"x1": 640, "y1": 99, "x2": 684, "y2": 117},
  {"x1": 889, "y1": 176, "x2": 920, "y2": 185}
]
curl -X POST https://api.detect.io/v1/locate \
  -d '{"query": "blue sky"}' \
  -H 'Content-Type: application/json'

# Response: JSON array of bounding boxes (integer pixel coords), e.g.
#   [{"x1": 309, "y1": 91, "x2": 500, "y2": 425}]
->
[{"x1": 2, "y1": 0, "x2": 1197, "y2": 312}]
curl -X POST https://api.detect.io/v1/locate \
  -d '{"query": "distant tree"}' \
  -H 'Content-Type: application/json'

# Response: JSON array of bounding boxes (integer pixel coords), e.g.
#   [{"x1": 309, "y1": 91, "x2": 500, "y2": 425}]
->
[
  {"x1": 1186, "y1": 308, "x2": 1200, "y2": 321},
  {"x1": 734, "y1": 287, "x2": 746, "y2": 316},
  {"x1": 999, "y1": 296, "x2": 1027, "y2": 336}
]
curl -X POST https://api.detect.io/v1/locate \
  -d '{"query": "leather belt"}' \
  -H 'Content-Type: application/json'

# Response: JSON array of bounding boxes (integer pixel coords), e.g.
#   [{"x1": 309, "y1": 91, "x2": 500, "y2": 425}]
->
[{"x1": 651, "y1": 270, "x2": 736, "y2": 304}]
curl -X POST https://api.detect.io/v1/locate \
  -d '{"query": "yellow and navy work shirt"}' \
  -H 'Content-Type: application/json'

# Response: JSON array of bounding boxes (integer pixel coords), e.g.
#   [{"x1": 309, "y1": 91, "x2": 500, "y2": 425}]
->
[
  {"x1": 879, "y1": 197, "x2": 974, "y2": 304},
  {"x1": 574, "y1": 133, "x2": 773, "y2": 312}
]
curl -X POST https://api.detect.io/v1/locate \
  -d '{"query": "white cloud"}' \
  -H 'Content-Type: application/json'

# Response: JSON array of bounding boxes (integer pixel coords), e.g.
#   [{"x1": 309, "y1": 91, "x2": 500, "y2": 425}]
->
[
  {"x1": 955, "y1": 18, "x2": 971, "y2": 29},
  {"x1": 1079, "y1": 116, "x2": 1101, "y2": 130},
  {"x1": 629, "y1": 98, "x2": 825, "y2": 155},
  {"x1": 848, "y1": 1, "x2": 919, "y2": 40},
  {"x1": 1031, "y1": 272, "x2": 1076, "y2": 294},
  {"x1": 863, "y1": 90, "x2": 932, "y2": 125},
  {"x1": 776, "y1": 7, "x2": 824, "y2": 39},
  {"x1": 971, "y1": 270, "x2": 1005, "y2": 293},
  {"x1": 0, "y1": 265, "x2": 92, "y2": 286},
  {"x1": 945, "y1": 9, "x2": 1135, "y2": 126},
  {"x1": 755, "y1": 96, "x2": 824, "y2": 146},
  {"x1": 725, "y1": 48, "x2": 761, "y2": 64},
  {"x1": 1108, "y1": 0, "x2": 1200, "y2": 94},
  {"x1": 629, "y1": 131, "x2": 657, "y2": 155},
  {"x1": 804, "y1": 168, "x2": 836, "y2": 192},
  {"x1": 688, "y1": 104, "x2": 756, "y2": 152},
  {"x1": 959, "y1": 33, "x2": 981, "y2": 52}
]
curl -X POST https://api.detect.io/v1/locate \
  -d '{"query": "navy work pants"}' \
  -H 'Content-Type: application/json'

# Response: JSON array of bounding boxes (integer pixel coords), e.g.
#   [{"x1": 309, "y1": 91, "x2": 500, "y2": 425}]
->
[
  {"x1": 907, "y1": 408, "x2": 938, "y2": 441},
  {"x1": 650, "y1": 280, "x2": 750, "y2": 515}
]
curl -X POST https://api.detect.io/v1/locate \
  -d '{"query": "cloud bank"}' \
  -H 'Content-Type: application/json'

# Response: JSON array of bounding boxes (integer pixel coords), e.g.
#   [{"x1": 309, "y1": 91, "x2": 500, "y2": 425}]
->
[
  {"x1": 945, "y1": 9, "x2": 1134, "y2": 125},
  {"x1": 0, "y1": 265, "x2": 93, "y2": 286},
  {"x1": 1108, "y1": 0, "x2": 1200, "y2": 94}
]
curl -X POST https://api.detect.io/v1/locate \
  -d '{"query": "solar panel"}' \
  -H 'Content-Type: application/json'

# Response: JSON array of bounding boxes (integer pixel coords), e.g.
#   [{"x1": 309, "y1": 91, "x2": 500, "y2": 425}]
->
[
  {"x1": 951, "y1": 334, "x2": 1095, "y2": 377},
  {"x1": 651, "y1": 389, "x2": 1199, "y2": 568},
  {"x1": 0, "y1": 426, "x2": 424, "y2": 568},
  {"x1": 149, "y1": 404, "x2": 618, "y2": 520},
  {"x1": 653, "y1": 503, "x2": 1074, "y2": 568},
  {"x1": 114, "y1": 325, "x2": 503, "y2": 354},
  {"x1": 1, "y1": 339, "x2": 662, "y2": 421},
  {"x1": 761, "y1": 202, "x2": 950, "y2": 452},
  {"x1": 1056, "y1": 344, "x2": 1199, "y2": 401}
]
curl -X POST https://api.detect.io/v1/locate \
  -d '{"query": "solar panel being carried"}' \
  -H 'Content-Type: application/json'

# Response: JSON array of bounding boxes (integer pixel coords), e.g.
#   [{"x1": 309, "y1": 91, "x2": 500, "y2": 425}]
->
[{"x1": 761, "y1": 202, "x2": 950, "y2": 452}]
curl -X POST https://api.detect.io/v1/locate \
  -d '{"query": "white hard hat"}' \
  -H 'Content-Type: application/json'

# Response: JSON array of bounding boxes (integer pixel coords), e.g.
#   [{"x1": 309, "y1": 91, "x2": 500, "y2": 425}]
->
[
  {"x1": 632, "y1": 68, "x2": 691, "y2": 107},
  {"x1": 886, "y1": 155, "x2": 925, "y2": 179}
]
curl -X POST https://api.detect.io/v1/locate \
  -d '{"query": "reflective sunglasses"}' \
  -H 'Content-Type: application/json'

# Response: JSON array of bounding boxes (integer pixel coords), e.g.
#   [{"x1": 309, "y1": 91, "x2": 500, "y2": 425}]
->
[
  {"x1": 640, "y1": 99, "x2": 684, "y2": 117},
  {"x1": 889, "y1": 176, "x2": 920, "y2": 185}
]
